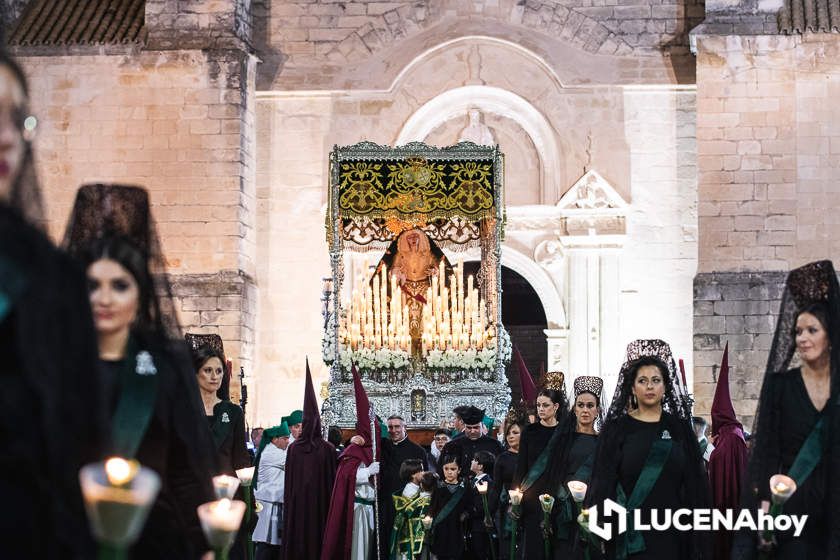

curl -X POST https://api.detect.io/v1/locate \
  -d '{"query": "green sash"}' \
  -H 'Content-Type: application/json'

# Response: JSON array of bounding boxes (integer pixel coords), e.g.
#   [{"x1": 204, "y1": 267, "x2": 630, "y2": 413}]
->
[
  {"x1": 614, "y1": 433, "x2": 673, "y2": 560},
  {"x1": 111, "y1": 340, "x2": 160, "y2": 458},
  {"x1": 787, "y1": 415, "x2": 825, "y2": 487},
  {"x1": 432, "y1": 484, "x2": 465, "y2": 529},
  {"x1": 0, "y1": 253, "x2": 27, "y2": 323},
  {"x1": 520, "y1": 426, "x2": 562, "y2": 493},
  {"x1": 210, "y1": 401, "x2": 238, "y2": 449}
]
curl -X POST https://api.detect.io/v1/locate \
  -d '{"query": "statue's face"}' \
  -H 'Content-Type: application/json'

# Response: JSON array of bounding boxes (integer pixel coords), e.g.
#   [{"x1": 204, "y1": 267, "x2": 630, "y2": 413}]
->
[{"x1": 406, "y1": 231, "x2": 420, "y2": 250}]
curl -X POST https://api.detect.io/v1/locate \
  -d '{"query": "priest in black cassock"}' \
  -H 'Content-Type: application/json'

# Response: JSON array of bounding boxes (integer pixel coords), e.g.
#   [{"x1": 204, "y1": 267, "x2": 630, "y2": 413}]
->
[
  {"x1": 440, "y1": 406, "x2": 504, "y2": 476},
  {"x1": 378, "y1": 415, "x2": 431, "y2": 558}
]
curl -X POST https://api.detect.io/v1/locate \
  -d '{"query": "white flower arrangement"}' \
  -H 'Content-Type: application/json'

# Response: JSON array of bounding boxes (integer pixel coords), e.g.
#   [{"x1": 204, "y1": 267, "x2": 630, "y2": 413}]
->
[
  {"x1": 322, "y1": 314, "x2": 338, "y2": 364},
  {"x1": 338, "y1": 347, "x2": 411, "y2": 372},
  {"x1": 498, "y1": 325, "x2": 512, "y2": 365}
]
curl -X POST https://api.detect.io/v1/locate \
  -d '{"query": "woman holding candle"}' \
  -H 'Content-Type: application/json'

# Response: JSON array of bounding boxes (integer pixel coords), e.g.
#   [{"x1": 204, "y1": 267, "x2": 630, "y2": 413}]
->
[
  {"x1": 188, "y1": 335, "x2": 251, "y2": 560},
  {"x1": 733, "y1": 261, "x2": 840, "y2": 559},
  {"x1": 513, "y1": 374, "x2": 568, "y2": 560},
  {"x1": 63, "y1": 184, "x2": 217, "y2": 559},
  {"x1": 542, "y1": 375, "x2": 603, "y2": 559},
  {"x1": 0, "y1": 51, "x2": 106, "y2": 559},
  {"x1": 493, "y1": 413, "x2": 523, "y2": 559},
  {"x1": 586, "y1": 340, "x2": 709, "y2": 560}
]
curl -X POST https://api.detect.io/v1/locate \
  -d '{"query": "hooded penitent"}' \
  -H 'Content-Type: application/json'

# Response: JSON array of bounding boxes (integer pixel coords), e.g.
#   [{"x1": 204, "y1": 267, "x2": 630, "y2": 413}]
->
[
  {"x1": 321, "y1": 364, "x2": 381, "y2": 560},
  {"x1": 283, "y1": 359, "x2": 337, "y2": 560},
  {"x1": 708, "y1": 343, "x2": 748, "y2": 560}
]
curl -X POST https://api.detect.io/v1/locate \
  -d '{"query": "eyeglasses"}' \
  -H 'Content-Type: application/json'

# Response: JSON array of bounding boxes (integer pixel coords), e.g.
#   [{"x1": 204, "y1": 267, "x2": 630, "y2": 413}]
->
[{"x1": 575, "y1": 402, "x2": 596, "y2": 409}]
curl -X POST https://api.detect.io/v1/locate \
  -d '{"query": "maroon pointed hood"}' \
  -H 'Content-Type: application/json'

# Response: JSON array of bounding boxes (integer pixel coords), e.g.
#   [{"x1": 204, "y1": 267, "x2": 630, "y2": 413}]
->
[
  {"x1": 347, "y1": 363, "x2": 374, "y2": 464},
  {"x1": 514, "y1": 346, "x2": 538, "y2": 404},
  {"x1": 711, "y1": 343, "x2": 741, "y2": 436},
  {"x1": 296, "y1": 358, "x2": 324, "y2": 453}
]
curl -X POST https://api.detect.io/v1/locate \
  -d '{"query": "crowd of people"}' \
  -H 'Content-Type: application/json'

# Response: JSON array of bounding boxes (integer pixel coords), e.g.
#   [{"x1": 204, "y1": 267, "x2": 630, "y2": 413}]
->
[{"x1": 2, "y1": 40, "x2": 840, "y2": 560}]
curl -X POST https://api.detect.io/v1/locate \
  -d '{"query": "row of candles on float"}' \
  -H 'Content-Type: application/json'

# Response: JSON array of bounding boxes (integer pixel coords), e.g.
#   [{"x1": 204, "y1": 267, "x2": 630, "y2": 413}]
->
[
  {"x1": 339, "y1": 257, "x2": 496, "y2": 353},
  {"x1": 80, "y1": 457, "x2": 257, "y2": 558}
]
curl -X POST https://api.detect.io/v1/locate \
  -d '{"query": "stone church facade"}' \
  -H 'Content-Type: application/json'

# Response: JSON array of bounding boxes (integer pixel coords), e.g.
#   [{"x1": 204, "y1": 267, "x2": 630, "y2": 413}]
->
[{"x1": 2, "y1": 0, "x2": 837, "y2": 427}]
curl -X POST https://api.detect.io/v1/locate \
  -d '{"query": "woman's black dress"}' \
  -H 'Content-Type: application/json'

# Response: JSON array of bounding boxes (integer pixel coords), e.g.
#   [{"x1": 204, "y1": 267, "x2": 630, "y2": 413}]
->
[
  {"x1": 588, "y1": 413, "x2": 709, "y2": 560},
  {"x1": 553, "y1": 432, "x2": 598, "y2": 559},
  {"x1": 514, "y1": 422, "x2": 557, "y2": 560},
  {"x1": 0, "y1": 206, "x2": 105, "y2": 559},
  {"x1": 734, "y1": 368, "x2": 828, "y2": 558},
  {"x1": 492, "y1": 450, "x2": 519, "y2": 559},
  {"x1": 101, "y1": 339, "x2": 217, "y2": 559},
  {"x1": 208, "y1": 400, "x2": 250, "y2": 475}
]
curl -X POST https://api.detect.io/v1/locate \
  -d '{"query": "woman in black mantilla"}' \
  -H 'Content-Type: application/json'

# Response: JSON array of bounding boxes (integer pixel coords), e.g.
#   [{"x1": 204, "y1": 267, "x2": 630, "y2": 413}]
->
[
  {"x1": 0, "y1": 51, "x2": 105, "y2": 559},
  {"x1": 585, "y1": 339, "x2": 709, "y2": 560},
  {"x1": 492, "y1": 411, "x2": 523, "y2": 559},
  {"x1": 733, "y1": 260, "x2": 840, "y2": 559},
  {"x1": 63, "y1": 184, "x2": 217, "y2": 559},
  {"x1": 513, "y1": 372, "x2": 569, "y2": 560},
  {"x1": 186, "y1": 333, "x2": 250, "y2": 475},
  {"x1": 546, "y1": 375, "x2": 604, "y2": 560}
]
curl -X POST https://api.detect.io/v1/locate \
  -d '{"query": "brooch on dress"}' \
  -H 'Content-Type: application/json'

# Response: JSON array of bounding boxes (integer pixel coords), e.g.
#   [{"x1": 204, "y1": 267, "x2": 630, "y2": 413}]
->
[
  {"x1": 222, "y1": 412, "x2": 230, "y2": 423},
  {"x1": 661, "y1": 430, "x2": 671, "y2": 440},
  {"x1": 136, "y1": 351, "x2": 158, "y2": 376}
]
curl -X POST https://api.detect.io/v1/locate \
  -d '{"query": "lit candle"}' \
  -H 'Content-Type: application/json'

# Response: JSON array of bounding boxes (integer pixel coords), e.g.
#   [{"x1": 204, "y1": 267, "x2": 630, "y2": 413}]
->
[
  {"x1": 508, "y1": 488, "x2": 523, "y2": 506},
  {"x1": 212, "y1": 474, "x2": 241, "y2": 499},
  {"x1": 422, "y1": 515, "x2": 433, "y2": 529},
  {"x1": 476, "y1": 480, "x2": 488, "y2": 495},
  {"x1": 235, "y1": 467, "x2": 255, "y2": 487},
  {"x1": 567, "y1": 481, "x2": 588, "y2": 503},
  {"x1": 79, "y1": 459, "x2": 161, "y2": 548},
  {"x1": 197, "y1": 498, "x2": 247, "y2": 551}
]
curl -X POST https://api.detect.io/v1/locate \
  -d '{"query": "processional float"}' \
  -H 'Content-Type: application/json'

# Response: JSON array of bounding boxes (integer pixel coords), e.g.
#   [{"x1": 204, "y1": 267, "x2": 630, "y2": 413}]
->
[{"x1": 320, "y1": 141, "x2": 511, "y2": 428}]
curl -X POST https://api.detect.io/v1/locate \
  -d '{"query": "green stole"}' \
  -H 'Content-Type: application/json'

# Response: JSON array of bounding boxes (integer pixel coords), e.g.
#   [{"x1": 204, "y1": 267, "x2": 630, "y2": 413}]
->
[
  {"x1": 519, "y1": 424, "x2": 563, "y2": 493},
  {"x1": 0, "y1": 253, "x2": 28, "y2": 323},
  {"x1": 787, "y1": 415, "x2": 825, "y2": 488},
  {"x1": 210, "y1": 401, "x2": 238, "y2": 449},
  {"x1": 110, "y1": 339, "x2": 160, "y2": 458},
  {"x1": 614, "y1": 428, "x2": 673, "y2": 560}
]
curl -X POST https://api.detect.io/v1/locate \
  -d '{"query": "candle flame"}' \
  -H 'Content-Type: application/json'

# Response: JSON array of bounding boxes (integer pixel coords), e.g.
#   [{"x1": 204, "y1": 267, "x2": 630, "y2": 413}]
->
[{"x1": 105, "y1": 457, "x2": 136, "y2": 486}]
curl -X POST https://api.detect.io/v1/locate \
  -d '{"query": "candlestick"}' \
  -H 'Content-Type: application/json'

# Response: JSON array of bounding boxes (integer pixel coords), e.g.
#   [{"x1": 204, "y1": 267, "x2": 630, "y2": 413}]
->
[
  {"x1": 477, "y1": 480, "x2": 496, "y2": 560},
  {"x1": 508, "y1": 488, "x2": 523, "y2": 559}
]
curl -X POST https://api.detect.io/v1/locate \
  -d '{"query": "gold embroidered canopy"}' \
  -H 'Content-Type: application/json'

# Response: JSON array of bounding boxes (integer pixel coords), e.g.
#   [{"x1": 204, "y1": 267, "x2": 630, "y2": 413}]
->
[{"x1": 327, "y1": 141, "x2": 504, "y2": 247}]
